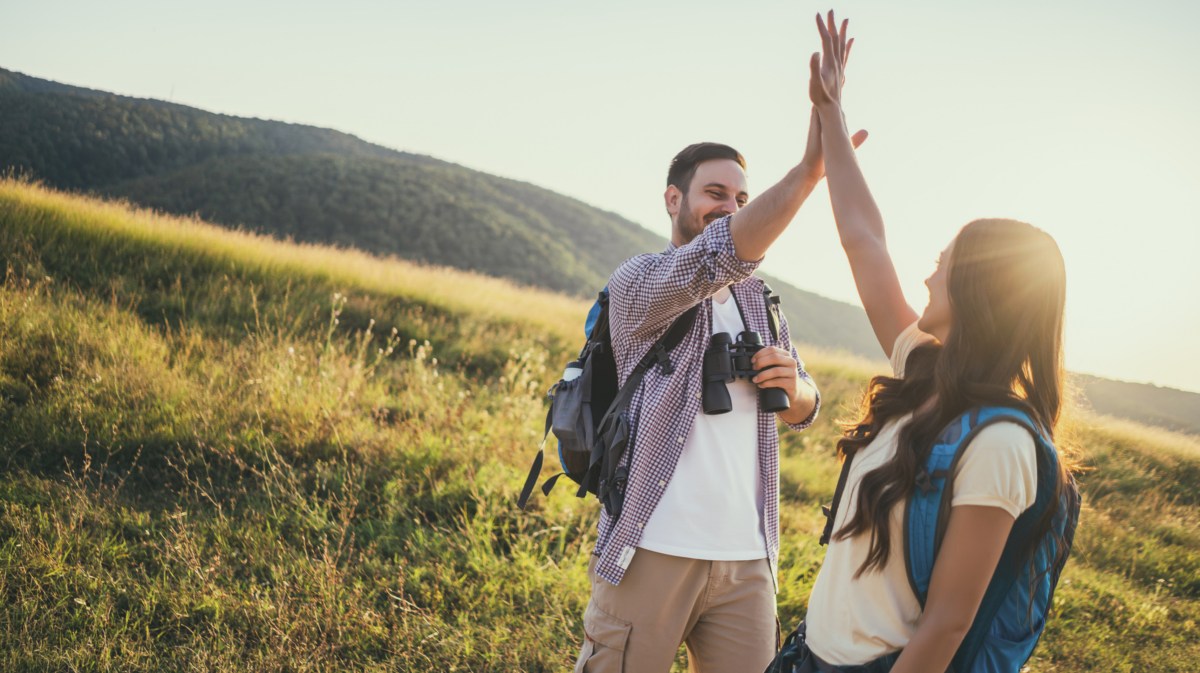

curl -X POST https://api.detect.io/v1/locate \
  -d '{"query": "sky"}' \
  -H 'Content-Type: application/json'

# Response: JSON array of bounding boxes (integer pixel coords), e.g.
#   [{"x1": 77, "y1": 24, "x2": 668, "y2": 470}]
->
[{"x1": 3, "y1": 0, "x2": 1199, "y2": 392}]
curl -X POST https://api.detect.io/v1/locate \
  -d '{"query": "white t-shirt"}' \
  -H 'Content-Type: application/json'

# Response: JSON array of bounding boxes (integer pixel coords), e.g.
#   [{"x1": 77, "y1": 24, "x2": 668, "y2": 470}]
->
[
  {"x1": 638, "y1": 286, "x2": 768, "y2": 560},
  {"x1": 804, "y1": 322, "x2": 1038, "y2": 665}
]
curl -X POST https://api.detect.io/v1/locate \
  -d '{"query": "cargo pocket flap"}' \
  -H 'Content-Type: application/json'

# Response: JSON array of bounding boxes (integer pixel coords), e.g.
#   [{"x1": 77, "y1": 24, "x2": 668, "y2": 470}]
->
[{"x1": 582, "y1": 602, "x2": 631, "y2": 653}]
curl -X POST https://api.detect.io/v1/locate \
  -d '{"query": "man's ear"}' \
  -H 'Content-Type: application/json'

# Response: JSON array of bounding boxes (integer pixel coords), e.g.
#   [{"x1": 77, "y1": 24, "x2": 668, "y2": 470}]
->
[{"x1": 664, "y1": 185, "x2": 682, "y2": 217}]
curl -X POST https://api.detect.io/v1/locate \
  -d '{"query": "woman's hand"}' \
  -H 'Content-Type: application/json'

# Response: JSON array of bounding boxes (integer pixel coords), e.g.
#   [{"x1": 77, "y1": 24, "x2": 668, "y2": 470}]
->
[
  {"x1": 809, "y1": 10, "x2": 852, "y2": 109},
  {"x1": 798, "y1": 10, "x2": 866, "y2": 184}
]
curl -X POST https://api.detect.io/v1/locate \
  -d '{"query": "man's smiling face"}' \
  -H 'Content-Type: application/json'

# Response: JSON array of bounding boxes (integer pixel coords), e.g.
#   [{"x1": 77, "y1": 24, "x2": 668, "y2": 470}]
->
[{"x1": 668, "y1": 158, "x2": 749, "y2": 246}]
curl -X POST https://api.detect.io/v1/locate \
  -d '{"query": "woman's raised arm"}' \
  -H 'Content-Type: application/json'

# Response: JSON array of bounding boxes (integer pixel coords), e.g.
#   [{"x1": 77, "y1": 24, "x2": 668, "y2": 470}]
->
[{"x1": 810, "y1": 11, "x2": 917, "y2": 358}]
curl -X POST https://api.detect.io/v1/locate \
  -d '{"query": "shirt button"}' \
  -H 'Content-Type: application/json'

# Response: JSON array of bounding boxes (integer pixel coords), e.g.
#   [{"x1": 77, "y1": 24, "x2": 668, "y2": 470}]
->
[
  {"x1": 658, "y1": 480, "x2": 666, "y2": 487},
  {"x1": 694, "y1": 392, "x2": 702, "y2": 400},
  {"x1": 676, "y1": 436, "x2": 685, "y2": 444},
  {"x1": 638, "y1": 522, "x2": 644, "y2": 529}
]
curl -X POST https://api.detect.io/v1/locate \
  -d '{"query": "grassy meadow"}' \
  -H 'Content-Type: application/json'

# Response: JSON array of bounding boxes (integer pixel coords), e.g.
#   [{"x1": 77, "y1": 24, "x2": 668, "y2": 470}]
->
[{"x1": 0, "y1": 178, "x2": 1196, "y2": 671}]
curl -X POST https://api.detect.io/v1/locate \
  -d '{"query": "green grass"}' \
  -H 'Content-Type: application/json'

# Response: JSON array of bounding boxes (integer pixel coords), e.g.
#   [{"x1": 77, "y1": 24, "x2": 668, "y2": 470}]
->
[{"x1": 0, "y1": 178, "x2": 1197, "y2": 671}]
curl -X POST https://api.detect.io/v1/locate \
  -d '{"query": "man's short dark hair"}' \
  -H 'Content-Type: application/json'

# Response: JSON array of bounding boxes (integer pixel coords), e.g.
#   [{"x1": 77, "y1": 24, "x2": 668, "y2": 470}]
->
[{"x1": 667, "y1": 143, "x2": 747, "y2": 193}]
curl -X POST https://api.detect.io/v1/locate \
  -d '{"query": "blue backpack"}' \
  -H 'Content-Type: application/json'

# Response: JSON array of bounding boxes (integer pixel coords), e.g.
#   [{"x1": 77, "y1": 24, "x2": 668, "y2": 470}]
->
[{"x1": 812, "y1": 406, "x2": 1081, "y2": 673}]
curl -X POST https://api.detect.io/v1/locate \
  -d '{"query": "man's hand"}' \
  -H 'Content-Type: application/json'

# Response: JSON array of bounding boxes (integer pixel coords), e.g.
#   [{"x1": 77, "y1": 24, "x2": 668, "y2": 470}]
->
[
  {"x1": 800, "y1": 107, "x2": 868, "y2": 184},
  {"x1": 751, "y1": 346, "x2": 815, "y2": 423}
]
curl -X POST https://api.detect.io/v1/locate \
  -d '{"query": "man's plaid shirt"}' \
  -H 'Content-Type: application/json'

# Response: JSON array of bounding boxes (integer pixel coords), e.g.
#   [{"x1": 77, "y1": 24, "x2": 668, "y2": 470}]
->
[{"x1": 593, "y1": 215, "x2": 820, "y2": 585}]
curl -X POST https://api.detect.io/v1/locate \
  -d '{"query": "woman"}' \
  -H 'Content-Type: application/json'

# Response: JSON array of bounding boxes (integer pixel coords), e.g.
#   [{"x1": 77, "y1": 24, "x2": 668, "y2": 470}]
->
[{"x1": 780, "y1": 12, "x2": 1079, "y2": 673}]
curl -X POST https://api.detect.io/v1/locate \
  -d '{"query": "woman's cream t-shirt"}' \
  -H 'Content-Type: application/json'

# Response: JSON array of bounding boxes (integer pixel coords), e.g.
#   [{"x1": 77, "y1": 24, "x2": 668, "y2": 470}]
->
[{"x1": 803, "y1": 322, "x2": 1038, "y2": 665}]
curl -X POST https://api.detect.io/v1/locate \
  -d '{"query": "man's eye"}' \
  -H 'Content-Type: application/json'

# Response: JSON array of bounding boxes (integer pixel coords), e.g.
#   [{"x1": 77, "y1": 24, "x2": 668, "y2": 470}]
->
[
  {"x1": 737, "y1": 199, "x2": 748, "y2": 207},
  {"x1": 708, "y1": 191, "x2": 724, "y2": 199}
]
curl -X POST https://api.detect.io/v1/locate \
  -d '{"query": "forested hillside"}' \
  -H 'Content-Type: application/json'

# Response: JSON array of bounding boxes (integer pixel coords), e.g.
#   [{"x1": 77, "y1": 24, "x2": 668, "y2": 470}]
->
[
  {"x1": 0, "y1": 67, "x2": 659, "y2": 296},
  {"x1": 0, "y1": 66, "x2": 883, "y2": 358}
]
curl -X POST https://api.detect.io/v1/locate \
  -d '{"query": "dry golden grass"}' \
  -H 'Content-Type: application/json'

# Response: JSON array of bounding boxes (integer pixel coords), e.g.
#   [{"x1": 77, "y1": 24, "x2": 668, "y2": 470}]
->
[
  {"x1": 0, "y1": 178, "x2": 589, "y2": 345},
  {"x1": 0, "y1": 178, "x2": 1196, "y2": 671}
]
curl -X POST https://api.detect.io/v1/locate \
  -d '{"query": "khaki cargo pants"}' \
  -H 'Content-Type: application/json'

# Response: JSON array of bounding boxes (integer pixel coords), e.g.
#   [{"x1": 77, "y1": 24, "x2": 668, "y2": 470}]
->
[{"x1": 574, "y1": 549, "x2": 778, "y2": 673}]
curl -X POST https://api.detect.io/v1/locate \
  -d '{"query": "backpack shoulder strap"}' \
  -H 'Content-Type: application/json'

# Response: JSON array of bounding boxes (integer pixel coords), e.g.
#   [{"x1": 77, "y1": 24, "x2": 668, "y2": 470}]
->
[
  {"x1": 600, "y1": 301, "x2": 700, "y2": 429},
  {"x1": 596, "y1": 287, "x2": 697, "y2": 376},
  {"x1": 820, "y1": 451, "x2": 855, "y2": 546},
  {"x1": 762, "y1": 282, "x2": 781, "y2": 343},
  {"x1": 642, "y1": 302, "x2": 700, "y2": 374}
]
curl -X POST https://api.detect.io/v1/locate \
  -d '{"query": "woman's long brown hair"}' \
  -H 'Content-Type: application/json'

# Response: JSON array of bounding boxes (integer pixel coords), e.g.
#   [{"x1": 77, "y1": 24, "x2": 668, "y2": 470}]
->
[{"x1": 835, "y1": 219, "x2": 1071, "y2": 577}]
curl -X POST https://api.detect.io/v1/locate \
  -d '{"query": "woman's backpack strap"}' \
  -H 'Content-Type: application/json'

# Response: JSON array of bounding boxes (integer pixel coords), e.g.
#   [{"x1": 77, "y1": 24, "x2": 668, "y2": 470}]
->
[{"x1": 820, "y1": 452, "x2": 855, "y2": 546}]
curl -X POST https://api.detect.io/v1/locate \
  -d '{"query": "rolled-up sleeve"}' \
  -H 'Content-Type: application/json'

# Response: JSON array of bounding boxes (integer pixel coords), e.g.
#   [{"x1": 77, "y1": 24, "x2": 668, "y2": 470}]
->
[{"x1": 609, "y1": 216, "x2": 759, "y2": 344}]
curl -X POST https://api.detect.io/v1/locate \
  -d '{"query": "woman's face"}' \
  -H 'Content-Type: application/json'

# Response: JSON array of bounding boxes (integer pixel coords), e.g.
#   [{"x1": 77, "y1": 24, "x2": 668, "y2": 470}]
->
[{"x1": 918, "y1": 239, "x2": 955, "y2": 342}]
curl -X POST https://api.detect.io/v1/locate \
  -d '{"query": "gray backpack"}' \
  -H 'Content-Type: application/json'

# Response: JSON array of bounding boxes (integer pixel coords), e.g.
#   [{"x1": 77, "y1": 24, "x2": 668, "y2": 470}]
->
[{"x1": 517, "y1": 288, "x2": 698, "y2": 519}]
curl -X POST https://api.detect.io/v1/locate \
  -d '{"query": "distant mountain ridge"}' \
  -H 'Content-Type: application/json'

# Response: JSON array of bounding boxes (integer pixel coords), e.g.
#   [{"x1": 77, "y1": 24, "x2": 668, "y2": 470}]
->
[
  {"x1": 1, "y1": 66, "x2": 1197, "y2": 433},
  {"x1": 1073, "y1": 374, "x2": 1200, "y2": 436}
]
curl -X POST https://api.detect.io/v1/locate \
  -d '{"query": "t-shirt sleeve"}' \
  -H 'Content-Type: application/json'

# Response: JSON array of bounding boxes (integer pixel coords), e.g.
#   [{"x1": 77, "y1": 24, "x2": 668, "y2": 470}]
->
[
  {"x1": 889, "y1": 321, "x2": 937, "y2": 378},
  {"x1": 951, "y1": 422, "x2": 1038, "y2": 518}
]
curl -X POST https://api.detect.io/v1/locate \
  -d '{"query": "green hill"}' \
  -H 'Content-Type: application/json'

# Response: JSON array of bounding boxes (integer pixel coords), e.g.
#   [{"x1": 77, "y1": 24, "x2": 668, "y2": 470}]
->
[
  {"x1": 0, "y1": 66, "x2": 656, "y2": 296},
  {"x1": 0, "y1": 66, "x2": 881, "y2": 359},
  {"x1": 0, "y1": 180, "x2": 1196, "y2": 671}
]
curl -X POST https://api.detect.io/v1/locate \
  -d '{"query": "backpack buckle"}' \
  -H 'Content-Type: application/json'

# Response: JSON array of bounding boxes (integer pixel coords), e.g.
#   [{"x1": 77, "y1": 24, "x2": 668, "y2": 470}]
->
[
  {"x1": 654, "y1": 345, "x2": 675, "y2": 375},
  {"x1": 915, "y1": 469, "x2": 936, "y2": 494}
]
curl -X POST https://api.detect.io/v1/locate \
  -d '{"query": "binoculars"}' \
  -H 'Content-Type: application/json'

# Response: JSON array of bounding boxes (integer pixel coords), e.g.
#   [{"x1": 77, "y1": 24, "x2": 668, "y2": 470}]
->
[{"x1": 701, "y1": 331, "x2": 791, "y2": 415}]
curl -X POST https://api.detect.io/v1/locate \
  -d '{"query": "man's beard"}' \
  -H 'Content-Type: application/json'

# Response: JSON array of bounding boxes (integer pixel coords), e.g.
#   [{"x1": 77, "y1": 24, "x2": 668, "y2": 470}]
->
[{"x1": 675, "y1": 194, "x2": 726, "y2": 245}]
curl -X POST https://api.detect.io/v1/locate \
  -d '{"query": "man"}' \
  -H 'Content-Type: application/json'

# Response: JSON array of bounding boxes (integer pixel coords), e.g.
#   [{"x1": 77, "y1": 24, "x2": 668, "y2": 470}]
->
[{"x1": 574, "y1": 112, "x2": 865, "y2": 673}]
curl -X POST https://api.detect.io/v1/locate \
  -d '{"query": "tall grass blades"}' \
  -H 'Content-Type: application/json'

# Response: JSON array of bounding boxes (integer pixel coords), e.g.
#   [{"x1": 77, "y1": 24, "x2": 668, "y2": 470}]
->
[{"x1": 0, "y1": 178, "x2": 1196, "y2": 671}]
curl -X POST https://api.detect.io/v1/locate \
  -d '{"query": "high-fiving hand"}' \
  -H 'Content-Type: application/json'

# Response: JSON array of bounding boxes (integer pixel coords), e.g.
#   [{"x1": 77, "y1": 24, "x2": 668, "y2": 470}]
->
[
  {"x1": 809, "y1": 10, "x2": 852, "y2": 108},
  {"x1": 798, "y1": 10, "x2": 865, "y2": 183}
]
